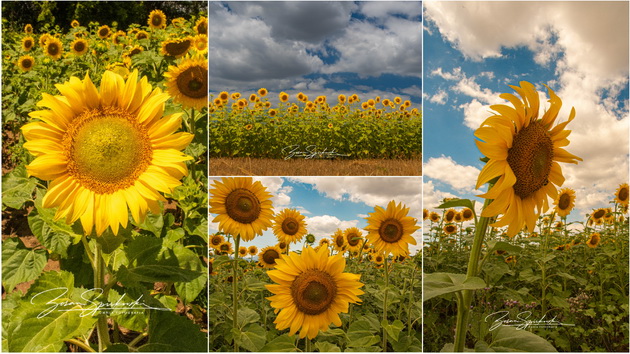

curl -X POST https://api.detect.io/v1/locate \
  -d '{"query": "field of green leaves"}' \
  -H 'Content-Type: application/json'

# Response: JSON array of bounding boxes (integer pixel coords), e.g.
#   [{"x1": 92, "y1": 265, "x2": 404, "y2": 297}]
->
[
  {"x1": 423, "y1": 195, "x2": 629, "y2": 352},
  {"x1": 2, "y1": 3, "x2": 208, "y2": 352},
  {"x1": 209, "y1": 91, "x2": 422, "y2": 160}
]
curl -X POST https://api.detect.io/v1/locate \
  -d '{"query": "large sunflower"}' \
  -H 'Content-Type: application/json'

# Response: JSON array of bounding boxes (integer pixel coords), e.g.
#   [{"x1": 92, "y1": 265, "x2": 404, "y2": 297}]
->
[
  {"x1": 554, "y1": 188, "x2": 576, "y2": 217},
  {"x1": 44, "y1": 37, "x2": 63, "y2": 60},
  {"x1": 365, "y1": 200, "x2": 419, "y2": 257},
  {"x1": 475, "y1": 81, "x2": 582, "y2": 236},
  {"x1": 17, "y1": 55, "x2": 35, "y2": 72},
  {"x1": 615, "y1": 183, "x2": 629, "y2": 207},
  {"x1": 209, "y1": 177, "x2": 274, "y2": 242},
  {"x1": 343, "y1": 227, "x2": 363, "y2": 252},
  {"x1": 273, "y1": 208, "x2": 307, "y2": 245},
  {"x1": 164, "y1": 55, "x2": 208, "y2": 110},
  {"x1": 266, "y1": 246, "x2": 364, "y2": 339},
  {"x1": 22, "y1": 70, "x2": 193, "y2": 236},
  {"x1": 148, "y1": 9, "x2": 167, "y2": 29}
]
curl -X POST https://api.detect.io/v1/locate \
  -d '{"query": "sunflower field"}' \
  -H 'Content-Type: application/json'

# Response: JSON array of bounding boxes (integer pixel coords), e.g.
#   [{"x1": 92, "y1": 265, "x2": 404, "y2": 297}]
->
[
  {"x1": 208, "y1": 177, "x2": 422, "y2": 352},
  {"x1": 208, "y1": 91, "x2": 422, "y2": 160},
  {"x1": 2, "y1": 3, "x2": 209, "y2": 352},
  {"x1": 422, "y1": 81, "x2": 629, "y2": 352}
]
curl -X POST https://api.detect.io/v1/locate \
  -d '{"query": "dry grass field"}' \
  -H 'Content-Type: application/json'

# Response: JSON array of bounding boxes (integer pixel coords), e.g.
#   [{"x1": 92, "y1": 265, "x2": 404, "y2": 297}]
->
[{"x1": 209, "y1": 157, "x2": 422, "y2": 176}]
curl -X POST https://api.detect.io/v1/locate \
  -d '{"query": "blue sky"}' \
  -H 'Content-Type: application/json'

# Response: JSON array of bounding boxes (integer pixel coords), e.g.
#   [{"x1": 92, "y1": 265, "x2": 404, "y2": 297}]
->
[
  {"x1": 423, "y1": 1, "x2": 629, "y2": 225},
  {"x1": 209, "y1": 177, "x2": 423, "y2": 256},
  {"x1": 208, "y1": 1, "x2": 422, "y2": 107}
]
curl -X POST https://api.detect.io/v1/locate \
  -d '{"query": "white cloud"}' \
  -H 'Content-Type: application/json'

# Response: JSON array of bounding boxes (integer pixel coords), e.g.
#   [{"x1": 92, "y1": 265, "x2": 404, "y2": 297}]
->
[
  {"x1": 423, "y1": 156, "x2": 481, "y2": 193},
  {"x1": 422, "y1": 180, "x2": 456, "y2": 211},
  {"x1": 304, "y1": 215, "x2": 359, "y2": 238},
  {"x1": 429, "y1": 89, "x2": 448, "y2": 105}
]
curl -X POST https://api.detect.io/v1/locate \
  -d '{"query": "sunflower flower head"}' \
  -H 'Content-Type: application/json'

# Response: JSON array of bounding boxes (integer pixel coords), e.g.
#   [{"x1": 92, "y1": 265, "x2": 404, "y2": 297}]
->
[
  {"x1": 615, "y1": 183, "x2": 629, "y2": 207},
  {"x1": 554, "y1": 188, "x2": 576, "y2": 217},
  {"x1": 164, "y1": 54, "x2": 208, "y2": 110},
  {"x1": 365, "y1": 200, "x2": 419, "y2": 257},
  {"x1": 266, "y1": 246, "x2": 364, "y2": 339},
  {"x1": 273, "y1": 208, "x2": 307, "y2": 245},
  {"x1": 22, "y1": 70, "x2": 194, "y2": 236},
  {"x1": 475, "y1": 81, "x2": 583, "y2": 236},
  {"x1": 209, "y1": 177, "x2": 274, "y2": 242}
]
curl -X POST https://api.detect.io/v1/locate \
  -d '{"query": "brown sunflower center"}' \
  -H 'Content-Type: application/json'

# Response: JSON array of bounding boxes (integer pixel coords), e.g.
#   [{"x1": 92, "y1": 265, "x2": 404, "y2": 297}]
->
[
  {"x1": 445, "y1": 210, "x2": 455, "y2": 222},
  {"x1": 176, "y1": 65, "x2": 208, "y2": 99},
  {"x1": 220, "y1": 244, "x2": 230, "y2": 252},
  {"x1": 445, "y1": 225, "x2": 456, "y2": 234},
  {"x1": 25, "y1": 40, "x2": 33, "y2": 49},
  {"x1": 558, "y1": 193, "x2": 572, "y2": 210},
  {"x1": 225, "y1": 188, "x2": 261, "y2": 224},
  {"x1": 462, "y1": 209, "x2": 473, "y2": 219},
  {"x1": 210, "y1": 237, "x2": 222, "y2": 246},
  {"x1": 99, "y1": 28, "x2": 109, "y2": 37},
  {"x1": 164, "y1": 40, "x2": 191, "y2": 57},
  {"x1": 22, "y1": 59, "x2": 33, "y2": 69},
  {"x1": 278, "y1": 241, "x2": 287, "y2": 250},
  {"x1": 346, "y1": 232, "x2": 360, "y2": 246},
  {"x1": 47, "y1": 43, "x2": 59, "y2": 56},
  {"x1": 262, "y1": 249, "x2": 280, "y2": 265},
  {"x1": 64, "y1": 107, "x2": 152, "y2": 194},
  {"x1": 152, "y1": 15, "x2": 163, "y2": 27},
  {"x1": 593, "y1": 209, "x2": 606, "y2": 219},
  {"x1": 507, "y1": 121, "x2": 553, "y2": 199},
  {"x1": 137, "y1": 32, "x2": 148, "y2": 40},
  {"x1": 281, "y1": 217, "x2": 299, "y2": 235},
  {"x1": 379, "y1": 218, "x2": 404, "y2": 243},
  {"x1": 291, "y1": 270, "x2": 337, "y2": 315},
  {"x1": 74, "y1": 41, "x2": 85, "y2": 52},
  {"x1": 619, "y1": 187, "x2": 629, "y2": 202},
  {"x1": 335, "y1": 236, "x2": 344, "y2": 247}
]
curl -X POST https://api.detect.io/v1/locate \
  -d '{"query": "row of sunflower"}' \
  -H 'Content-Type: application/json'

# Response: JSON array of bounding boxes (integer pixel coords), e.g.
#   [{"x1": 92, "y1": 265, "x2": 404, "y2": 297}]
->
[
  {"x1": 209, "y1": 89, "x2": 422, "y2": 159},
  {"x1": 2, "y1": 8, "x2": 209, "y2": 352},
  {"x1": 208, "y1": 177, "x2": 422, "y2": 351}
]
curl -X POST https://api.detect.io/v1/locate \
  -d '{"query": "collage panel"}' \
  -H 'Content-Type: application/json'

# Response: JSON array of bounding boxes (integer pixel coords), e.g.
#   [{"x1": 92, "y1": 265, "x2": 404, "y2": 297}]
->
[
  {"x1": 422, "y1": 1, "x2": 629, "y2": 352},
  {"x1": 208, "y1": 176, "x2": 422, "y2": 351},
  {"x1": 208, "y1": 1, "x2": 422, "y2": 177},
  {"x1": 1, "y1": 2, "x2": 209, "y2": 352}
]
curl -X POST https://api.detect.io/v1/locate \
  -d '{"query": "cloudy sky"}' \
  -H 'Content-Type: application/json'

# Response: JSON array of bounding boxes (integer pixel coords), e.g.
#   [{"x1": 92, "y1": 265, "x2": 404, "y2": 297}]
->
[
  {"x1": 423, "y1": 1, "x2": 629, "y2": 223},
  {"x1": 209, "y1": 1, "x2": 422, "y2": 105},
  {"x1": 209, "y1": 177, "x2": 423, "y2": 256}
]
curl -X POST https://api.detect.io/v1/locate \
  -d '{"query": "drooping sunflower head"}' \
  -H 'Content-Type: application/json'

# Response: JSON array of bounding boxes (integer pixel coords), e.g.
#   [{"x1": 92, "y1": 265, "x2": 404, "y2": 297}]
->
[
  {"x1": 453, "y1": 212, "x2": 463, "y2": 223},
  {"x1": 248, "y1": 245, "x2": 258, "y2": 256},
  {"x1": 591, "y1": 208, "x2": 607, "y2": 223},
  {"x1": 318, "y1": 238, "x2": 331, "y2": 248},
  {"x1": 22, "y1": 70, "x2": 194, "y2": 236},
  {"x1": 423, "y1": 209, "x2": 429, "y2": 220},
  {"x1": 22, "y1": 36, "x2": 35, "y2": 51},
  {"x1": 443, "y1": 224, "x2": 457, "y2": 235},
  {"x1": 332, "y1": 229, "x2": 346, "y2": 252},
  {"x1": 586, "y1": 232, "x2": 600, "y2": 248},
  {"x1": 209, "y1": 177, "x2": 274, "y2": 242},
  {"x1": 136, "y1": 30, "x2": 149, "y2": 40},
  {"x1": 148, "y1": 9, "x2": 167, "y2": 29},
  {"x1": 475, "y1": 81, "x2": 583, "y2": 236},
  {"x1": 17, "y1": 55, "x2": 35, "y2": 72},
  {"x1": 505, "y1": 255, "x2": 517, "y2": 264},
  {"x1": 111, "y1": 30, "x2": 127, "y2": 46},
  {"x1": 615, "y1": 183, "x2": 629, "y2": 207},
  {"x1": 272, "y1": 208, "x2": 307, "y2": 245},
  {"x1": 44, "y1": 37, "x2": 63, "y2": 60},
  {"x1": 195, "y1": 17, "x2": 208, "y2": 36},
  {"x1": 97, "y1": 25, "x2": 111, "y2": 39},
  {"x1": 265, "y1": 246, "x2": 364, "y2": 339},
  {"x1": 258, "y1": 245, "x2": 282, "y2": 268},
  {"x1": 161, "y1": 37, "x2": 193, "y2": 58},
  {"x1": 164, "y1": 55, "x2": 208, "y2": 110},
  {"x1": 70, "y1": 38, "x2": 89, "y2": 56},
  {"x1": 343, "y1": 227, "x2": 363, "y2": 252},
  {"x1": 209, "y1": 233, "x2": 225, "y2": 249},
  {"x1": 365, "y1": 200, "x2": 419, "y2": 257},
  {"x1": 554, "y1": 188, "x2": 576, "y2": 217}
]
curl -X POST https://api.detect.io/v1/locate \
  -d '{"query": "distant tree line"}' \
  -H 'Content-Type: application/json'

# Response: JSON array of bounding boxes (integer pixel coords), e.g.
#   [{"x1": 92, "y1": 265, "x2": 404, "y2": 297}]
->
[{"x1": 2, "y1": 1, "x2": 207, "y2": 32}]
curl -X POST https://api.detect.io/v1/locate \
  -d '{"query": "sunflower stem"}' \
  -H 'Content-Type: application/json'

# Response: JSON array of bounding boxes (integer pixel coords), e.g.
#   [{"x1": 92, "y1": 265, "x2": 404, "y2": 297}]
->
[
  {"x1": 65, "y1": 339, "x2": 96, "y2": 353},
  {"x1": 232, "y1": 234, "x2": 241, "y2": 352},
  {"x1": 94, "y1": 242, "x2": 111, "y2": 351},
  {"x1": 305, "y1": 338, "x2": 312, "y2": 352},
  {"x1": 453, "y1": 195, "x2": 493, "y2": 352},
  {"x1": 382, "y1": 256, "x2": 389, "y2": 352}
]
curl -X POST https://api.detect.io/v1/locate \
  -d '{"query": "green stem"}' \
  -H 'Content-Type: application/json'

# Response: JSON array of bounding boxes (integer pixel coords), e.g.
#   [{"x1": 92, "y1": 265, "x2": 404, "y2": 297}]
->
[
  {"x1": 382, "y1": 257, "x2": 389, "y2": 352},
  {"x1": 128, "y1": 332, "x2": 148, "y2": 348},
  {"x1": 305, "y1": 337, "x2": 312, "y2": 352},
  {"x1": 232, "y1": 234, "x2": 241, "y2": 352},
  {"x1": 65, "y1": 338, "x2": 96, "y2": 353},
  {"x1": 94, "y1": 242, "x2": 111, "y2": 351},
  {"x1": 453, "y1": 195, "x2": 493, "y2": 352}
]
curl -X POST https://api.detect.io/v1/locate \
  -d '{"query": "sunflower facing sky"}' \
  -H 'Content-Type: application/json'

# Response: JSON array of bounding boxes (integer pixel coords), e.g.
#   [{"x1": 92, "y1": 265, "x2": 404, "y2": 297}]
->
[
  {"x1": 266, "y1": 246, "x2": 364, "y2": 339},
  {"x1": 209, "y1": 177, "x2": 274, "y2": 242},
  {"x1": 22, "y1": 70, "x2": 193, "y2": 236},
  {"x1": 365, "y1": 200, "x2": 419, "y2": 257},
  {"x1": 475, "y1": 81, "x2": 583, "y2": 236}
]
